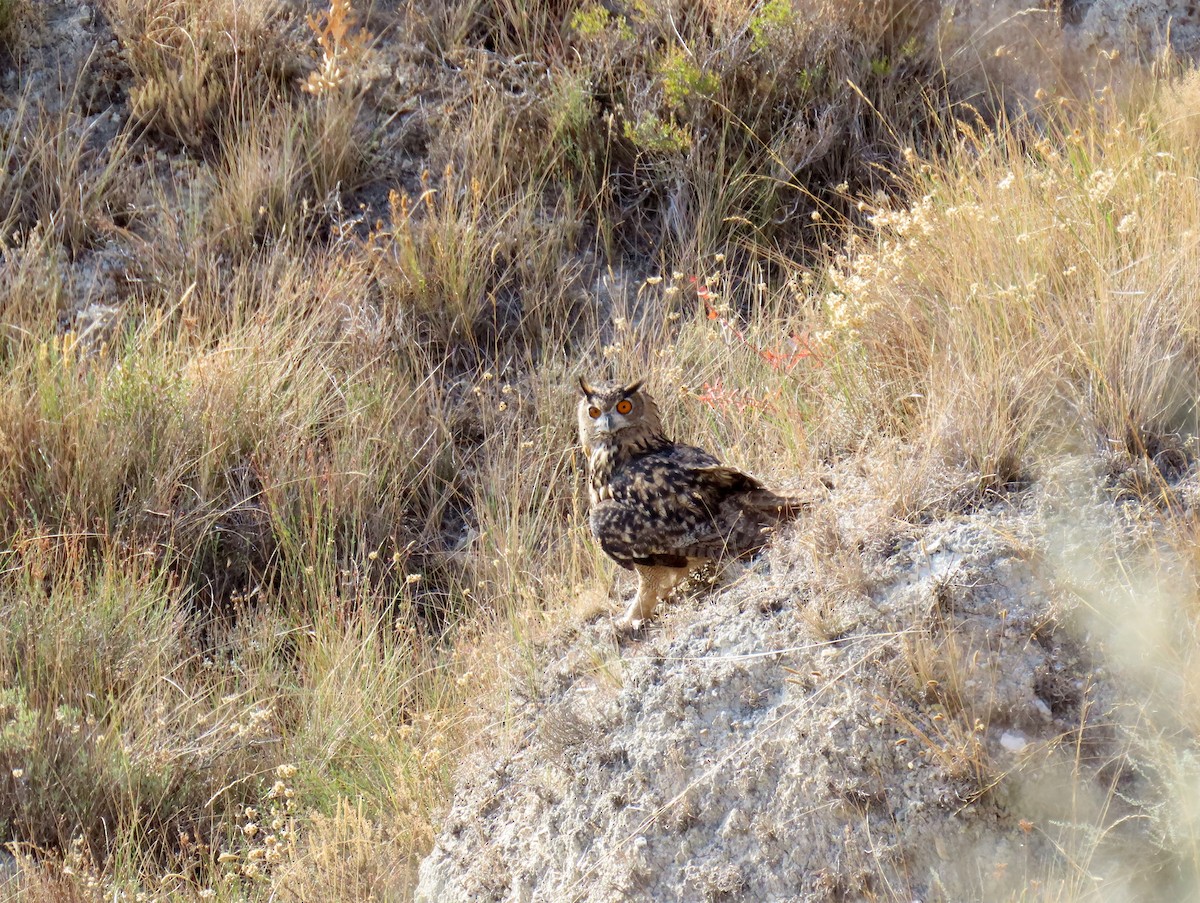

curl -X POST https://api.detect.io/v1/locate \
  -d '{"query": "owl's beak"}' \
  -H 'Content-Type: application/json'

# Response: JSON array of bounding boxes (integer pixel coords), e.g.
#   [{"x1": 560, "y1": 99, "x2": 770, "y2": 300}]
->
[{"x1": 595, "y1": 413, "x2": 616, "y2": 435}]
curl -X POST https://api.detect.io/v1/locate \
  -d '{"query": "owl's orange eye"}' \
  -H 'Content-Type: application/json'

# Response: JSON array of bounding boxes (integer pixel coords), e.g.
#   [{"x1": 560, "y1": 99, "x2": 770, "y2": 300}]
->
[
  {"x1": 588, "y1": 406, "x2": 601, "y2": 419},
  {"x1": 616, "y1": 399, "x2": 633, "y2": 415}
]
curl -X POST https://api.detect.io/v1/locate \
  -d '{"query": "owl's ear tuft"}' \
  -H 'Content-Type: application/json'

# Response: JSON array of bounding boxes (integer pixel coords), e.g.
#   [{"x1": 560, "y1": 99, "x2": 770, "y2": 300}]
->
[
  {"x1": 578, "y1": 376, "x2": 596, "y2": 397},
  {"x1": 623, "y1": 379, "x2": 644, "y2": 396}
]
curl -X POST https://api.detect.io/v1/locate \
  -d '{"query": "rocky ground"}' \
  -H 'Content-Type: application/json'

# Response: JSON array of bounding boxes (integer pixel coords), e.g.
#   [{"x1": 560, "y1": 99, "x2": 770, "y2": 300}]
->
[{"x1": 416, "y1": 453, "x2": 1200, "y2": 901}]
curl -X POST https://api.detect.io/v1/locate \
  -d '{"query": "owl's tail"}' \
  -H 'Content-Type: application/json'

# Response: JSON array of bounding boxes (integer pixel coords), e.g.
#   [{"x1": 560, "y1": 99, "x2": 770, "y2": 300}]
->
[
  {"x1": 739, "y1": 488, "x2": 809, "y2": 525},
  {"x1": 713, "y1": 489, "x2": 804, "y2": 560},
  {"x1": 697, "y1": 465, "x2": 828, "y2": 556},
  {"x1": 734, "y1": 474, "x2": 835, "y2": 553}
]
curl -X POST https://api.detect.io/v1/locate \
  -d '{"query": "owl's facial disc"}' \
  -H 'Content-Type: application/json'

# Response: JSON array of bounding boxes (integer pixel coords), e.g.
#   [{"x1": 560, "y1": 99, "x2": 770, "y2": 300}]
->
[{"x1": 579, "y1": 378, "x2": 645, "y2": 439}]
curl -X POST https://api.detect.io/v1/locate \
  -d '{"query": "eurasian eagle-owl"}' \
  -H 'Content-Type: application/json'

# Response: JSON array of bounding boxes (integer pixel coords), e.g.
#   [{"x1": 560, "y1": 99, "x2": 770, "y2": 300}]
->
[{"x1": 577, "y1": 377, "x2": 803, "y2": 629}]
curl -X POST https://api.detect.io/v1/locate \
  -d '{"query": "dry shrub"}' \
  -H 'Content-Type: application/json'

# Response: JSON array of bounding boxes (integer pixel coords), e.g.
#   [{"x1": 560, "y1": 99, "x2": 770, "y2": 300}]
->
[
  {"x1": 302, "y1": 0, "x2": 376, "y2": 98},
  {"x1": 402, "y1": 0, "x2": 959, "y2": 275},
  {"x1": 368, "y1": 164, "x2": 590, "y2": 356},
  {"x1": 275, "y1": 798, "x2": 411, "y2": 902},
  {"x1": 105, "y1": 2, "x2": 378, "y2": 260},
  {"x1": 105, "y1": 0, "x2": 303, "y2": 148},
  {"x1": 0, "y1": 244, "x2": 466, "y2": 618},
  {"x1": 893, "y1": 611, "x2": 997, "y2": 800},
  {"x1": 300, "y1": 91, "x2": 375, "y2": 203},
  {"x1": 0, "y1": 226, "x2": 68, "y2": 357},
  {"x1": 296, "y1": 0, "x2": 382, "y2": 203},
  {"x1": 0, "y1": 529, "x2": 472, "y2": 896},
  {"x1": 204, "y1": 100, "x2": 376, "y2": 252},
  {"x1": 206, "y1": 106, "x2": 311, "y2": 250}
]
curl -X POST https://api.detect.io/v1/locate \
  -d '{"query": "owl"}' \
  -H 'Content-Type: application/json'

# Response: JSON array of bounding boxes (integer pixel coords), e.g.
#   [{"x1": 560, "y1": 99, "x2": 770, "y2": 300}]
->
[{"x1": 577, "y1": 377, "x2": 804, "y2": 629}]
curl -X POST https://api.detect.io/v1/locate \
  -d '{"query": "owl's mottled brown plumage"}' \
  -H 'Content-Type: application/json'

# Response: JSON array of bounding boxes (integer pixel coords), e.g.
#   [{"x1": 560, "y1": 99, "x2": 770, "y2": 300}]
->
[{"x1": 577, "y1": 377, "x2": 804, "y2": 629}]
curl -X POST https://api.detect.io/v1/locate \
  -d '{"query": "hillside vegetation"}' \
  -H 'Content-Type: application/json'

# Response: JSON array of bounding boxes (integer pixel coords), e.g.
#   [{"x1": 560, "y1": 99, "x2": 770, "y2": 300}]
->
[{"x1": 1, "y1": 0, "x2": 1199, "y2": 899}]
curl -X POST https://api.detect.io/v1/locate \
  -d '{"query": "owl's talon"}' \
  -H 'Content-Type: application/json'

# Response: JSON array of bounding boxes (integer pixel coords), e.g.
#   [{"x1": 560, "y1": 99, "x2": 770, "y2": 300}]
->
[
  {"x1": 614, "y1": 614, "x2": 643, "y2": 633},
  {"x1": 615, "y1": 600, "x2": 647, "y2": 632}
]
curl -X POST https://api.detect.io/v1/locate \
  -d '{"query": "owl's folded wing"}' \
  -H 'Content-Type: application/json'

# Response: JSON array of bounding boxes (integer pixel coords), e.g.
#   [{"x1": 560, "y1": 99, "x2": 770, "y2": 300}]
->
[{"x1": 590, "y1": 452, "x2": 801, "y2": 569}]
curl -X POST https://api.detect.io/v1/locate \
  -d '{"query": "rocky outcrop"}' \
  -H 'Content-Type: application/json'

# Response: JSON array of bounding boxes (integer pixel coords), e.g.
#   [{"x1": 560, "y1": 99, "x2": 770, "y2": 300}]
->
[
  {"x1": 417, "y1": 459, "x2": 1198, "y2": 901},
  {"x1": 1074, "y1": 0, "x2": 1200, "y2": 59}
]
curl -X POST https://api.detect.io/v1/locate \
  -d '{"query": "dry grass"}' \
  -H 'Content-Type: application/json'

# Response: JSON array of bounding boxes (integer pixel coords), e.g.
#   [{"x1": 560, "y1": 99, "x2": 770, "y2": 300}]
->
[
  {"x1": 107, "y1": 0, "x2": 302, "y2": 149},
  {"x1": 0, "y1": 98, "x2": 133, "y2": 255},
  {"x1": 815, "y1": 75, "x2": 1200, "y2": 483},
  {"x1": 0, "y1": 0, "x2": 33, "y2": 59},
  {"x1": 812, "y1": 71, "x2": 1200, "y2": 899},
  {"x1": 2, "y1": 0, "x2": 1200, "y2": 898}
]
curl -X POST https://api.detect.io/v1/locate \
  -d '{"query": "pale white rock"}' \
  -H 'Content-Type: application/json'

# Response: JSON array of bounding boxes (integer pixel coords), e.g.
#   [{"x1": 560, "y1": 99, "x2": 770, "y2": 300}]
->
[{"x1": 1000, "y1": 731, "x2": 1028, "y2": 753}]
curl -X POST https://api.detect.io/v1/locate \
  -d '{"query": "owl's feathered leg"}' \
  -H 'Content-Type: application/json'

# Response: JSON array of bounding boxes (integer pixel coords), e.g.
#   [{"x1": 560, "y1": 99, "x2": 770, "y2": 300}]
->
[
  {"x1": 618, "y1": 562, "x2": 701, "y2": 630},
  {"x1": 618, "y1": 565, "x2": 665, "y2": 630}
]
